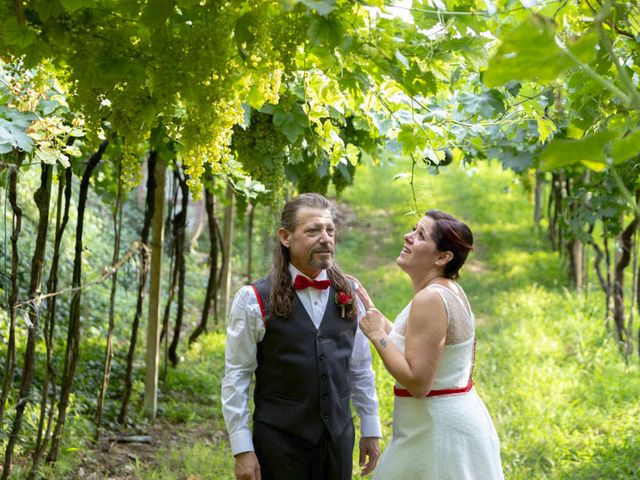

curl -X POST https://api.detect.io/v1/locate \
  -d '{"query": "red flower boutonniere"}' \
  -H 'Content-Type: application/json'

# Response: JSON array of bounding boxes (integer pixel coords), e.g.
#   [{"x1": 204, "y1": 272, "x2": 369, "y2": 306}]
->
[{"x1": 335, "y1": 291, "x2": 353, "y2": 318}]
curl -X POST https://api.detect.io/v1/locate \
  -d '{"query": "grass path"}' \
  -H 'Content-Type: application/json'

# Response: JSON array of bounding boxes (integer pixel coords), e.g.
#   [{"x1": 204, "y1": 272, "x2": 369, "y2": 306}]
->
[{"x1": 74, "y1": 160, "x2": 639, "y2": 479}]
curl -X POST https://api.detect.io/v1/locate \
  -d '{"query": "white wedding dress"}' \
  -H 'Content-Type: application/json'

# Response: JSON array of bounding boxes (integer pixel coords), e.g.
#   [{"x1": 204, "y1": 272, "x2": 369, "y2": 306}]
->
[{"x1": 374, "y1": 283, "x2": 504, "y2": 480}]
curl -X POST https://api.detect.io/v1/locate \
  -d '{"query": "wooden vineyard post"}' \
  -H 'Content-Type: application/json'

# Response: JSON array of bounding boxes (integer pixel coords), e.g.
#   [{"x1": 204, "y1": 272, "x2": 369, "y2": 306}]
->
[{"x1": 144, "y1": 156, "x2": 166, "y2": 419}]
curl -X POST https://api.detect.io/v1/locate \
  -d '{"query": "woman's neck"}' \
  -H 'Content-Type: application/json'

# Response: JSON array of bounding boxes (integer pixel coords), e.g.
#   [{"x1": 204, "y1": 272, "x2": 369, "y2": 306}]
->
[{"x1": 412, "y1": 271, "x2": 447, "y2": 293}]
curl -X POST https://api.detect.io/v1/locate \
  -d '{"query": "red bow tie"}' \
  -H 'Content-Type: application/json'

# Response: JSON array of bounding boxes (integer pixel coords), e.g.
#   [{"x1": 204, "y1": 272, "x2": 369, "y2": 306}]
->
[{"x1": 293, "y1": 275, "x2": 331, "y2": 291}]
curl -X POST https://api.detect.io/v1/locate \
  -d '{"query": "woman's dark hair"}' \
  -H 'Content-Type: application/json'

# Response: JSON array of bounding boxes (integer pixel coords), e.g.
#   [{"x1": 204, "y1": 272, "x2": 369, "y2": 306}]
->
[
  {"x1": 270, "y1": 193, "x2": 357, "y2": 320},
  {"x1": 425, "y1": 209, "x2": 473, "y2": 280}
]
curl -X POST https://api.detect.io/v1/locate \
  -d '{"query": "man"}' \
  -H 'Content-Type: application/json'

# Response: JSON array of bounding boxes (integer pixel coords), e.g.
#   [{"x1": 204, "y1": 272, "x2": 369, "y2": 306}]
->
[{"x1": 222, "y1": 193, "x2": 381, "y2": 480}]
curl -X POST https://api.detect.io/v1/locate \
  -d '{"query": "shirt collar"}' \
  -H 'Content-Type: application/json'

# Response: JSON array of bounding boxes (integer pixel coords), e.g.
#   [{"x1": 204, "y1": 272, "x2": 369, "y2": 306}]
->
[{"x1": 288, "y1": 263, "x2": 328, "y2": 284}]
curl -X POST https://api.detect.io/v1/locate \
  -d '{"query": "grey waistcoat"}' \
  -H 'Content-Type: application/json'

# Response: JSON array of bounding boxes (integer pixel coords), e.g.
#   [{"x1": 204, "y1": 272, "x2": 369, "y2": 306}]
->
[{"x1": 252, "y1": 275, "x2": 357, "y2": 443}]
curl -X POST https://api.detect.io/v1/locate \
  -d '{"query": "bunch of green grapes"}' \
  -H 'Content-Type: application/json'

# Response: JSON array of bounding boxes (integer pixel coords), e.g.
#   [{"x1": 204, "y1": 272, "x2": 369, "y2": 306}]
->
[
  {"x1": 232, "y1": 111, "x2": 289, "y2": 208},
  {"x1": 331, "y1": 159, "x2": 356, "y2": 196},
  {"x1": 18, "y1": 0, "x2": 308, "y2": 196},
  {"x1": 287, "y1": 146, "x2": 331, "y2": 195}
]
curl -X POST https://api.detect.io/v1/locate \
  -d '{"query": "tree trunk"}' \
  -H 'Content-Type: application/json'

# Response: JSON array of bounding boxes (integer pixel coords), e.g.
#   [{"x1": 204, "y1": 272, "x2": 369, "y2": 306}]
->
[
  {"x1": 189, "y1": 198, "x2": 205, "y2": 248},
  {"x1": 566, "y1": 173, "x2": 589, "y2": 290},
  {"x1": 30, "y1": 166, "x2": 72, "y2": 478},
  {"x1": 2, "y1": 163, "x2": 52, "y2": 479},
  {"x1": 637, "y1": 263, "x2": 640, "y2": 358},
  {"x1": 144, "y1": 154, "x2": 166, "y2": 420},
  {"x1": 161, "y1": 247, "x2": 177, "y2": 378},
  {"x1": 47, "y1": 141, "x2": 107, "y2": 463},
  {"x1": 547, "y1": 172, "x2": 560, "y2": 250},
  {"x1": 119, "y1": 153, "x2": 156, "y2": 423},
  {"x1": 556, "y1": 175, "x2": 564, "y2": 256},
  {"x1": 160, "y1": 172, "x2": 178, "y2": 344},
  {"x1": 94, "y1": 162, "x2": 124, "y2": 437},
  {"x1": 627, "y1": 227, "x2": 638, "y2": 359},
  {"x1": 0, "y1": 154, "x2": 23, "y2": 427},
  {"x1": 246, "y1": 202, "x2": 255, "y2": 284},
  {"x1": 213, "y1": 197, "x2": 225, "y2": 326},
  {"x1": 168, "y1": 167, "x2": 189, "y2": 367},
  {"x1": 534, "y1": 170, "x2": 544, "y2": 228},
  {"x1": 263, "y1": 204, "x2": 274, "y2": 270},
  {"x1": 189, "y1": 178, "x2": 219, "y2": 345},
  {"x1": 218, "y1": 182, "x2": 235, "y2": 321},
  {"x1": 613, "y1": 213, "x2": 639, "y2": 347},
  {"x1": 567, "y1": 239, "x2": 584, "y2": 290},
  {"x1": 587, "y1": 223, "x2": 609, "y2": 311},
  {"x1": 604, "y1": 231, "x2": 614, "y2": 328}
]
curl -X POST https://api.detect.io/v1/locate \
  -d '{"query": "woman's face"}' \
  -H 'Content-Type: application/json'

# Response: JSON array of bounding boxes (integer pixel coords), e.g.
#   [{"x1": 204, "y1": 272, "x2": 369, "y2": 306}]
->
[{"x1": 397, "y1": 216, "x2": 443, "y2": 274}]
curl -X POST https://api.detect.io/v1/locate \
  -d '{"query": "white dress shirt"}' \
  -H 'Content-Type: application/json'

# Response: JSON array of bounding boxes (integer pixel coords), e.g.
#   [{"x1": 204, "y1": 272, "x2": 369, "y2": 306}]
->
[{"x1": 221, "y1": 264, "x2": 382, "y2": 455}]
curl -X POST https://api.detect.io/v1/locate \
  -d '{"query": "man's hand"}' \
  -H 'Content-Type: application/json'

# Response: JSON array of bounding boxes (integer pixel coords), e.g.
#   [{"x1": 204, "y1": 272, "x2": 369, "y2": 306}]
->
[
  {"x1": 359, "y1": 436, "x2": 381, "y2": 476},
  {"x1": 235, "y1": 451, "x2": 261, "y2": 480}
]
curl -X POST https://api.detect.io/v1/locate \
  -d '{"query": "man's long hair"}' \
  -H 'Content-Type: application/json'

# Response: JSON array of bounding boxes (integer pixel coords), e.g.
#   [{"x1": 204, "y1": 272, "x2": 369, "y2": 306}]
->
[{"x1": 270, "y1": 193, "x2": 357, "y2": 321}]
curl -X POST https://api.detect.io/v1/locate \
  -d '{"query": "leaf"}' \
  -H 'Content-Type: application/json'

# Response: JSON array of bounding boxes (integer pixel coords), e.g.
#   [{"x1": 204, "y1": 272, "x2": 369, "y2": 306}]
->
[
  {"x1": 580, "y1": 159, "x2": 607, "y2": 171},
  {"x1": 539, "y1": 130, "x2": 618, "y2": 171},
  {"x1": 484, "y1": 17, "x2": 599, "y2": 88},
  {"x1": 484, "y1": 15, "x2": 565, "y2": 86},
  {"x1": 404, "y1": 67, "x2": 437, "y2": 96},
  {"x1": 487, "y1": 147, "x2": 533, "y2": 172},
  {"x1": 505, "y1": 81, "x2": 521, "y2": 97},
  {"x1": 246, "y1": 85, "x2": 266, "y2": 110},
  {"x1": 59, "y1": 0, "x2": 93, "y2": 14},
  {"x1": 345, "y1": 143, "x2": 359, "y2": 164},
  {"x1": 568, "y1": 29, "x2": 599, "y2": 65},
  {"x1": 308, "y1": 15, "x2": 344, "y2": 48},
  {"x1": 39, "y1": 99, "x2": 63, "y2": 116},
  {"x1": 333, "y1": 161, "x2": 352, "y2": 183},
  {"x1": 35, "y1": 146, "x2": 70, "y2": 167},
  {"x1": 2, "y1": 18, "x2": 38, "y2": 49},
  {"x1": 32, "y1": 0, "x2": 65, "y2": 21},
  {"x1": 285, "y1": 0, "x2": 335, "y2": 16},
  {"x1": 0, "y1": 119, "x2": 35, "y2": 152},
  {"x1": 3, "y1": 109, "x2": 37, "y2": 129},
  {"x1": 140, "y1": 0, "x2": 174, "y2": 29},
  {"x1": 273, "y1": 103, "x2": 307, "y2": 143},
  {"x1": 234, "y1": 10, "x2": 259, "y2": 60},
  {"x1": 458, "y1": 90, "x2": 505, "y2": 118},
  {"x1": 397, "y1": 124, "x2": 426, "y2": 156},
  {"x1": 395, "y1": 49, "x2": 410, "y2": 69},
  {"x1": 393, "y1": 172, "x2": 411, "y2": 181},
  {"x1": 535, "y1": 116, "x2": 556, "y2": 143},
  {"x1": 610, "y1": 130, "x2": 640, "y2": 165}
]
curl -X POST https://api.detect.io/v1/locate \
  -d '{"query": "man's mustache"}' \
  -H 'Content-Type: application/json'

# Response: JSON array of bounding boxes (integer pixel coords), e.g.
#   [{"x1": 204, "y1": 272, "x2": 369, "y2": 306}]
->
[{"x1": 311, "y1": 247, "x2": 334, "y2": 254}]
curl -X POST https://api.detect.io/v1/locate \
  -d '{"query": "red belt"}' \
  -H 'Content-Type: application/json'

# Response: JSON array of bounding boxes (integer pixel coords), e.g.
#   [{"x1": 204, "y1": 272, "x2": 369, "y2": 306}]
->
[
  {"x1": 393, "y1": 378, "x2": 474, "y2": 398},
  {"x1": 395, "y1": 338, "x2": 477, "y2": 398}
]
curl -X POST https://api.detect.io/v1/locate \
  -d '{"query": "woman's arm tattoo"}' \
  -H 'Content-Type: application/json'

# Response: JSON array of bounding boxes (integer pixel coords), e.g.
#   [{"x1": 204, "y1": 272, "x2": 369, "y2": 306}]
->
[{"x1": 379, "y1": 337, "x2": 388, "y2": 349}]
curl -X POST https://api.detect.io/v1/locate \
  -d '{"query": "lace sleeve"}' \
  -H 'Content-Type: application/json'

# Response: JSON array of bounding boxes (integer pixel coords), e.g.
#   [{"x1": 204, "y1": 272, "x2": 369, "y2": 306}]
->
[{"x1": 427, "y1": 284, "x2": 474, "y2": 345}]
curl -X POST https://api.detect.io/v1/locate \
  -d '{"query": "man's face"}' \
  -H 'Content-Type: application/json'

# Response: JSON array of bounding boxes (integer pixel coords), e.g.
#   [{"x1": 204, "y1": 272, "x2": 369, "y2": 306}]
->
[{"x1": 279, "y1": 207, "x2": 336, "y2": 278}]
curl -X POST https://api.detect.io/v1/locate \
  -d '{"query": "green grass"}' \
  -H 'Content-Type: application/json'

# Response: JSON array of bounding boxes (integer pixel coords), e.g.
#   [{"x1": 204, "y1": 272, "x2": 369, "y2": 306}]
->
[{"x1": 135, "y1": 440, "x2": 234, "y2": 480}]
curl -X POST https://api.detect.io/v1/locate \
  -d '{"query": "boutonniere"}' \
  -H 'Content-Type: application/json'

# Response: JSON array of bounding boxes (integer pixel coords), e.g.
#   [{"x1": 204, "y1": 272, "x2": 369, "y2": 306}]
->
[{"x1": 335, "y1": 291, "x2": 353, "y2": 318}]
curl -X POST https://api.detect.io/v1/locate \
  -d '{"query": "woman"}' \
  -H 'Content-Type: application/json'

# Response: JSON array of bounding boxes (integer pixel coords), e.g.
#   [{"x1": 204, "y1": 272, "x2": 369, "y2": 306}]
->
[{"x1": 357, "y1": 210, "x2": 503, "y2": 479}]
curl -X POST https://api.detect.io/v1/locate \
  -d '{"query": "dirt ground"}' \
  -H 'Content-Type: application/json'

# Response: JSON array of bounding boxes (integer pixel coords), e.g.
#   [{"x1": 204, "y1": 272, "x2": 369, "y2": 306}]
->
[{"x1": 76, "y1": 420, "x2": 219, "y2": 480}]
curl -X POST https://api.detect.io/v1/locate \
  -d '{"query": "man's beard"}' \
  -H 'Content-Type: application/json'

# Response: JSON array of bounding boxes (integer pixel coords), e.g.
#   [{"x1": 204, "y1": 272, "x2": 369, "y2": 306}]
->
[{"x1": 309, "y1": 250, "x2": 333, "y2": 271}]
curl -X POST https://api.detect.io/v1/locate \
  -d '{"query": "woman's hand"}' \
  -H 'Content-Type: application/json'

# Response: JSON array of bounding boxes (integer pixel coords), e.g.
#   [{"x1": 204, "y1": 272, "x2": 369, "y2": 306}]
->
[
  {"x1": 348, "y1": 275, "x2": 376, "y2": 311},
  {"x1": 359, "y1": 307, "x2": 387, "y2": 340}
]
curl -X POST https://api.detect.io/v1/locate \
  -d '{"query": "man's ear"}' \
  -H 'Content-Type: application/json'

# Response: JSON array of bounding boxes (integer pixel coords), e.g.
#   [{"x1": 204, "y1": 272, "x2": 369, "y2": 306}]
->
[{"x1": 278, "y1": 227, "x2": 291, "y2": 248}]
